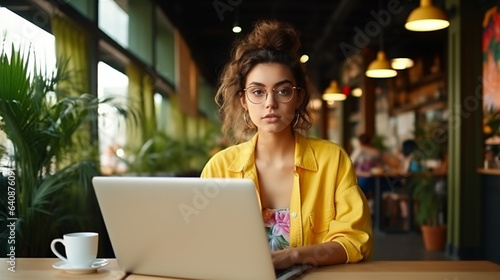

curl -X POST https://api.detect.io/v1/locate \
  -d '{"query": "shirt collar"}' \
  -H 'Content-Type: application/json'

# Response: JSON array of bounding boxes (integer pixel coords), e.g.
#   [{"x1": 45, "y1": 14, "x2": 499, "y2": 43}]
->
[
  {"x1": 227, "y1": 133, "x2": 258, "y2": 173},
  {"x1": 294, "y1": 132, "x2": 318, "y2": 172}
]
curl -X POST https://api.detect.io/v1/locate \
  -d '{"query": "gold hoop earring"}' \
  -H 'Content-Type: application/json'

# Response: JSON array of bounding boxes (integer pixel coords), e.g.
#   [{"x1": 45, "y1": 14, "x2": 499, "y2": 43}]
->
[
  {"x1": 243, "y1": 111, "x2": 253, "y2": 128},
  {"x1": 292, "y1": 112, "x2": 300, "y2": 128}
]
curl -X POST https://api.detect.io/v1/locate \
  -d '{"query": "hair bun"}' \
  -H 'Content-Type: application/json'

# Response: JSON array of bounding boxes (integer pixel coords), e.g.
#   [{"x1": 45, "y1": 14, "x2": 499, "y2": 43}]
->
[{"x1": 245, "y1": 19, "x2": 301, "y2": 60}]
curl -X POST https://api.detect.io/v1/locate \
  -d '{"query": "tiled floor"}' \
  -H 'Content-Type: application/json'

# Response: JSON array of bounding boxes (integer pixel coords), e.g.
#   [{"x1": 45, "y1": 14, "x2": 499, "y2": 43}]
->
[{"x1": 371, "y1": 230, "x2": 450, "y2": 261}]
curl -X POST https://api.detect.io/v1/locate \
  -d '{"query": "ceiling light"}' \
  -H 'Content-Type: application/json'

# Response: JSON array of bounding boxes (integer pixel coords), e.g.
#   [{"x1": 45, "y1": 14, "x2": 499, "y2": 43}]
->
[
  {"x1": 322, "y1": 81, "x2": 346, "y2": 101},
  {"x1": 405, "y1": 0, "x2": 450, "y2": 32},
  {"x1": 115, "y1": 148, "x2": 125, "y2": 157},
  {"x1": 300, "y1": 54, "x2": 309, "y2": 63},
  {"x1": 308, "y1": 98, "x2": 322, "y2": 110},
  {"x1": 366, "y1": 51, "x2": 397, "y2": 78},
  {"x1": 391, "y1": 58, "x2": 415, "y2": 70},
  {"x1": 232, "y1": 25, "x2": 242, "y2": 33},
  {"x1": 352, "y1": 87, "x2": 363, "y2": 97}
]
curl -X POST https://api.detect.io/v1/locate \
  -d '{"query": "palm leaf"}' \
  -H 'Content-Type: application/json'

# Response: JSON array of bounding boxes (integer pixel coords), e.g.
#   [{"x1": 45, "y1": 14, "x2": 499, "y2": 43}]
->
[{"x1": 0, "y1": 42, "x2": 135, "y2": 256}]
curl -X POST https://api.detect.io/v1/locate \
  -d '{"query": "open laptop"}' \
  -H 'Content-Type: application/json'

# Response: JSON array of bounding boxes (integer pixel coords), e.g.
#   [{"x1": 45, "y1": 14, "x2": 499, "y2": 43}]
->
[{"x1": 92, "y1": 176, "x2": 309, "y2": 280}]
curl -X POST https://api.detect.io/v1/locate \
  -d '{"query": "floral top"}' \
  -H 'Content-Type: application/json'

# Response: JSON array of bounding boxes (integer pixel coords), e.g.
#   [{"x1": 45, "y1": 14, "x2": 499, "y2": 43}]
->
[{"x1": 263, "y1": 208, "x2": 290, "y2": 251}]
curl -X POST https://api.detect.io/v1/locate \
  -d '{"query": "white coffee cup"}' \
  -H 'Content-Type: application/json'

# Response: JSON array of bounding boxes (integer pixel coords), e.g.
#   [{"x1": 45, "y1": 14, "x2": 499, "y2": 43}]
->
[{"x1": 50, "y1": 232, "x2": 98, "y2": 268}]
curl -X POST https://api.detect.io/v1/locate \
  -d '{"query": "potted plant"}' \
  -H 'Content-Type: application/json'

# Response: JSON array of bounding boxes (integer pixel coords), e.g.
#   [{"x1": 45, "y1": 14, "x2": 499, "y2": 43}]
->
[
  {"x1": 0, "y1": 43, "x2": 134, "y2": 256},
  {"x1": 411, "y1": 171, "x2": 447, "y2": 251},
  {"x1": 124, "y1": 128, "x2": 221, "y2": 177},
  {"x1": 409, "y1": 118, "x2": 448, "y2": 251}
]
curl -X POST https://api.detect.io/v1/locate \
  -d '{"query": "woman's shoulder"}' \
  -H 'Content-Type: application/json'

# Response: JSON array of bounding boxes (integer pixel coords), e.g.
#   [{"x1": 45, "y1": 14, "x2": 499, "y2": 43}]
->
[
  {"x1": 202, "y1": 140, "x2": 254, "y2": 177},
  {"x1": 300, "y1": 135, "x2": 353, "y2": 166},
  {"x1": 208, "y1": 141, "x2": 251, "y2": 162},
  {"x1": 303, "y1": 135, "x2": 346, "y2": 153}
]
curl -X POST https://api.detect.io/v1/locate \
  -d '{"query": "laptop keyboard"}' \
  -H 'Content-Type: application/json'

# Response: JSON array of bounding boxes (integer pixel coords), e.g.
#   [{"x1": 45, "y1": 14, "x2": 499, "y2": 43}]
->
[{"x1": 275, "y1": 264, "x2": 309, "y2": 280}]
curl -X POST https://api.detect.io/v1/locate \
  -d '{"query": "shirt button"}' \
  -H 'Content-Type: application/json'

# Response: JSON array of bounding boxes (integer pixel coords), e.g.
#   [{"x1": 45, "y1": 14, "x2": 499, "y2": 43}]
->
[{"x1": 291, "y1": 212, "x2": 297, "y2": 218}]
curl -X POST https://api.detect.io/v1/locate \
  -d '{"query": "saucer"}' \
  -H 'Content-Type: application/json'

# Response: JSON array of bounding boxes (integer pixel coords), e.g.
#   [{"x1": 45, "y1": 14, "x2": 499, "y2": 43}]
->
[{"x1": 52, "y1": 259, "x2": 109, "y2": 274}]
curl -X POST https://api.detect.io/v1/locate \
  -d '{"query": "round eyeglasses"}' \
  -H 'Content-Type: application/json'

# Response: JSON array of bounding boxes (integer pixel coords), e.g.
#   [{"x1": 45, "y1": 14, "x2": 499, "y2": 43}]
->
[{"x1": 243, "y1": 85, "x2": 301, "y2": 104}]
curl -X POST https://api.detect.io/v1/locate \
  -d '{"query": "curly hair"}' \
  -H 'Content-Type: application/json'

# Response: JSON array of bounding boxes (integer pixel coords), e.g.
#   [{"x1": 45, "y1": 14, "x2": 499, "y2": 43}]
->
[{"x1": 215, "y1": 19, "x2": 314, "y2": 143}]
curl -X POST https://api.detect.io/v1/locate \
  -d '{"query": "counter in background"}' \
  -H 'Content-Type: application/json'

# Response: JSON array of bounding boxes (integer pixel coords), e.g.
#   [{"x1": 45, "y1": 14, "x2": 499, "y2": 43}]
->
[
  {"x1": 479, "y1": 170, "x2": 500, "y2": 265},
  {"x1": 478, "y1": 168, "x2": 500, "y2": 176}
]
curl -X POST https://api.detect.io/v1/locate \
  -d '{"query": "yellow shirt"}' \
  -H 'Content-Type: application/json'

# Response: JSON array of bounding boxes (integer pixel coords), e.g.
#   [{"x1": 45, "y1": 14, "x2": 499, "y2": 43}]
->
[{"x1": 201, "y1": 133, "x2": 373, "y2": 262}]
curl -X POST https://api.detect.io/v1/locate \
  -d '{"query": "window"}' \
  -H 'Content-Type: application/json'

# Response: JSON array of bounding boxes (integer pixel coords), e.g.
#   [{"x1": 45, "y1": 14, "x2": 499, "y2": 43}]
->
[
  {"x1": 154, "y1": 93, "x2": 166, "y2": 131},
  {"x1": 0, "y1": 7, "x2": 56, "y2": 168},
  {"x1": 98, "y1": 0, "x2": 129, "y2": 48},
  {"x1": 97, "y1": 61, "x2": 129, "y2": 174},
  {"x1": 128, "y1": 0, "x2": 153, "y2": 65},
  {"x1": 155, "y1": 9, "x2": 175, "y2": 83},
  {"x1": 0, "y1": 7, "x2": 56, "y2": 76},
  {"x1": 65, "y1": 0, "x2": 96, "y2": 20}
]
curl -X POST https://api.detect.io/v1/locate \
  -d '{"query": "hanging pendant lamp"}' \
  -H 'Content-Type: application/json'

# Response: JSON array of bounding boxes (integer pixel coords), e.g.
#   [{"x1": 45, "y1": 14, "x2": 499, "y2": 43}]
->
[
  {"x1": 366, "y1": 51, "x2": 397, "y2": 78},
  {"x1": 322, "y1": 81, "x2": 346, "y2": 103},
  {"x1": 391, "y1": 57, "x2": 415, "y2": 70},
  {"x1": 405, "y1": 0, "x2": 449, "y2": 32},
  {"x1": 366, "y1": 0, "x2": 397, "y2": 79}
]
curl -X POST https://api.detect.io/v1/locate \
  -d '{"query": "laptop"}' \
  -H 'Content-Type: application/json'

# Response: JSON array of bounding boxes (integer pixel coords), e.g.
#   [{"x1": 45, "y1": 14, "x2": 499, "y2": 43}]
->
[{"x1": 92, "y1": 176, "x2": 310, "y2": 280}]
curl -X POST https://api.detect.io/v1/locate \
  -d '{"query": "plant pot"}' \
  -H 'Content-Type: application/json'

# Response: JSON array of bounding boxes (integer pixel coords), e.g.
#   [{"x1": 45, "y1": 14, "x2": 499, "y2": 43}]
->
[{"x1": 421, "y1": 225, "x2": 447, "y2": 251}]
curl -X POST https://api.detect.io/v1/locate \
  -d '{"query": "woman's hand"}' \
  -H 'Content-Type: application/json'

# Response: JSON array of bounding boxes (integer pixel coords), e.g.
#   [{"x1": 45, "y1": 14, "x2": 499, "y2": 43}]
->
[
  {"x1": 271, "y1": 242, "x2": 347, "y2": 270},
  {"x1": 271, "y1": 248, "x2": 298, "y2": 270}
]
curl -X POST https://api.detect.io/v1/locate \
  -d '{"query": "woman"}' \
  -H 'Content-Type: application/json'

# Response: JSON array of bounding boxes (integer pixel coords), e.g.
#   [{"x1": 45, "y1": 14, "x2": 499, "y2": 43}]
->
[
  {"x1": 201, "y1": 19, "x2": 372, "y2": 269},
  {"x1": 350, "y1": 133, "x2": 383, "y2": 196}
]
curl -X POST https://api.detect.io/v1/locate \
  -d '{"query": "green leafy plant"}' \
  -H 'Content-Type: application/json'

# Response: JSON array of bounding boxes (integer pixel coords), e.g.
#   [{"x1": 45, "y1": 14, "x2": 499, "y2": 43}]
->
[
  {"x1": 410, "y1": 116, "x2": 448, "y2": 228},
  {"x1": 413, "y1": 119, "x2": 446, "y2": 161},
  {"x1": 0, "y1": 43, "x2": 133, "y2": 256},
  {"x1": 411, "y1": 172, "x2": 446, "y2": 226},
  {"x1": 125, "y1": 128, "x2": 220, "y2": 176},
  {"x1": 371, "y1": 134, "x2": 388, "y2": 152}
]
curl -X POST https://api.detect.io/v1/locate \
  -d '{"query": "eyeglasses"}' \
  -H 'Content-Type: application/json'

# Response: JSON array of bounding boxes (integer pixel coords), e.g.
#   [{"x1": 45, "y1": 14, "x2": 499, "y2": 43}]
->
[{"x1": 243, "y1": 85, "x2": 300, "y2": 104}]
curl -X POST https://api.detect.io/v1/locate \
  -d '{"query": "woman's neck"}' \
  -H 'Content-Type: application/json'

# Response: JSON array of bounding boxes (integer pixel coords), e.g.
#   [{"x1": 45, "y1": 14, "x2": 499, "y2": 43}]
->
[{"x1": 255, "y1": 129, "x2": 295, "y2": 164}]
